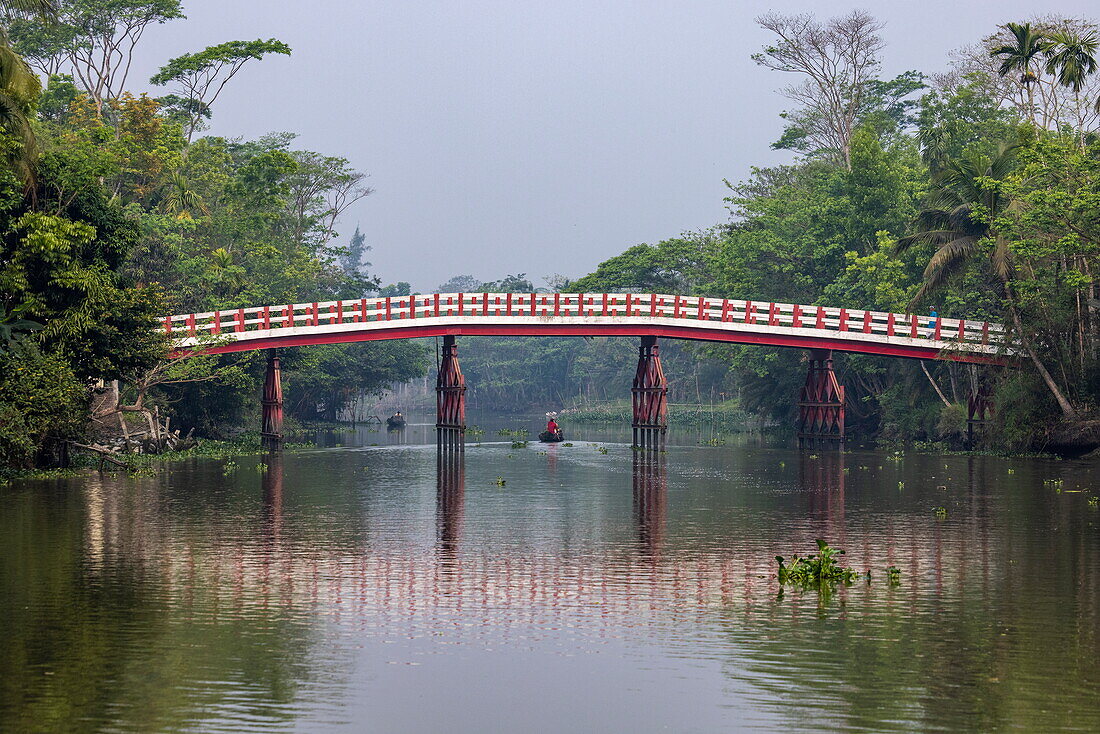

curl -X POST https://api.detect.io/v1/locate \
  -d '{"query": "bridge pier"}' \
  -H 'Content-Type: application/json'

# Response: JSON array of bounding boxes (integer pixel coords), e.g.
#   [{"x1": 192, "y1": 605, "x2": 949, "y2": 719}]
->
[
  {"x1": 436, "y1": 335, "x2": 466, "y2": 452},
  {"x1": 967, "y1": 381, "x2": 992, "y2": 448},
  {"x1": 797, "y1": 349, "x2": 845, "y2": 448},
  {"x1": 632, "y1": 335, "x2": 668, "y2": 449},
  {"x1": 261, "y1": 348, "x2": 284, "y2": 450}
]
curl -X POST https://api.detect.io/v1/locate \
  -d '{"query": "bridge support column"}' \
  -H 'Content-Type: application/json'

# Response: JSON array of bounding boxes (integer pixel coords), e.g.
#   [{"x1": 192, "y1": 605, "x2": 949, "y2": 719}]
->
[
  {"x1": 798, "y1": 349, "x2": 844, "y2": 448},
  {"x1": 632, "y1": 335, "x2": 668, "y2": 449},
  {"x1": 967, "y1": 381, "x2": 992, "y2": 448},
  {"x1": 436, "y1": 335, "x2": 466, "y2": 452},
  {"x1": 261, "y1": 348, "x2": 284, "y2": 450}
]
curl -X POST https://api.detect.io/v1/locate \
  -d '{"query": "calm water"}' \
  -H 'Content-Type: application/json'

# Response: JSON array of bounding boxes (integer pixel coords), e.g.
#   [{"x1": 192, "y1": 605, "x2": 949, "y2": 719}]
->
[{"x1": 2, "y1": 420, "x2": 1099, "y2": 733}]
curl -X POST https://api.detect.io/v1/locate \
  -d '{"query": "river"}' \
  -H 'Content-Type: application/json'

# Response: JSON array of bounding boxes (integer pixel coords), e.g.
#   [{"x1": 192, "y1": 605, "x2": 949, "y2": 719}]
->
[{"x1": 2, "y1": 420, "x2": 1099, "y2": 732}]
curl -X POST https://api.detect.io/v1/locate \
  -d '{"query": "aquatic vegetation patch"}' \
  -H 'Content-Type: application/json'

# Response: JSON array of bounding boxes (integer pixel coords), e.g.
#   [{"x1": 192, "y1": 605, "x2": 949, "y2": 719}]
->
[
  {"x1": 510, "y1": 440, "x2": 529, "y2": 449},
  {"x1": 776, "y1": 540, "x2": 860, "y2": 587}
]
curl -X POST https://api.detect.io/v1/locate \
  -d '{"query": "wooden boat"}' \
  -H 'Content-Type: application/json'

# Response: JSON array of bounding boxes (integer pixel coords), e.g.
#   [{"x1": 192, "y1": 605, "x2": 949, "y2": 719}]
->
[
  {"x1": 386, "y1": 415, "x2": 406, "y2": 430},
  {"x1": 539, "y1": 430, "x2": 564, "y2": 443}
]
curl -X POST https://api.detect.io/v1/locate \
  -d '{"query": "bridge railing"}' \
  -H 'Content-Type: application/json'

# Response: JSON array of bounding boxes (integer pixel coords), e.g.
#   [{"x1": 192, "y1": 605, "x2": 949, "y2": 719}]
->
[{"x1": 163, "y1": 292, "x2": 1006, "y2": 352}]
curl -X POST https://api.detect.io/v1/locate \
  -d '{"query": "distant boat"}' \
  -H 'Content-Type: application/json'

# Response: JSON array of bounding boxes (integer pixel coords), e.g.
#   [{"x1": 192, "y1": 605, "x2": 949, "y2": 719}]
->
[
  {"x1": 539, "y1": 430, "x2": 564, "y2": 443},
  {"x1": 386, "y1": 415, "x2": 407, "y2": 430}
]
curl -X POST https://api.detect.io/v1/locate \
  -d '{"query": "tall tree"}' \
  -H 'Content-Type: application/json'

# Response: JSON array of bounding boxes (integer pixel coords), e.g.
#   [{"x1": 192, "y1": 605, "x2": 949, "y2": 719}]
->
[
  {"x1": 149, "y1": 38, "x2": 291, "y2": 142},
  {"x1": 753, "y1": 10, "x2": 885, "y2": 170},
  {"x1": 990, "y1": 22, "x2": 1051, "y2": 123},
  {"x1": 7, "y1": 0, "x2": 183, "y2": 116}
]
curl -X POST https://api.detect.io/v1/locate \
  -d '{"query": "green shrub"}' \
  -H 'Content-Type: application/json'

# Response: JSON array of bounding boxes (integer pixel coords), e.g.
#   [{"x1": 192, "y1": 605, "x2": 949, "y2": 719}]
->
[{"x1": 0, "y1": 341, "x2": 87, "y2": 469}]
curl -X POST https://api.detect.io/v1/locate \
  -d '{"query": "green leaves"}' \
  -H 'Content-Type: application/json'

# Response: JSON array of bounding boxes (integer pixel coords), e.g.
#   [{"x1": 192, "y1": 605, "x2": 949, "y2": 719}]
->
[
  {"x1": 149, "y1": 39, "x2": 291, "y2": 86},
  {"x1": 776, "y1": 539, "x2": 861, "y2": 587}
]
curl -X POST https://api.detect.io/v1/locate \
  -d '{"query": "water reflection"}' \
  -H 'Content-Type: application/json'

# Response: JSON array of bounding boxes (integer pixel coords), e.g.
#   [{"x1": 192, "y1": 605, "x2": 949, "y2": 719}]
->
[
  {"x1": 632, "y1": 450, "x2": 667, "y2": 558},
  {"x1": 436, "y1": 451, "x2": 465, "y2": 553},
  {"x1": 2, "y1": 430, "x2": 1099, "y2": 732}
]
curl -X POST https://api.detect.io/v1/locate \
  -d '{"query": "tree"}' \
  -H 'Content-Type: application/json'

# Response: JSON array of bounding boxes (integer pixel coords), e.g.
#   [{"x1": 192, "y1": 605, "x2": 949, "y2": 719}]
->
[
  {"x1": 438, "y1": 274, "x2": 481, "y2": 293},
  {"x1": 377, "y1": 282, "x2": 410, "y2": 297},
  {"x1": 753, "y1": 10, "x2": 885, "y2": 170},
  {"x1": 285, "y1": 149, "x2": 372, "y2": 250},
  {"x1": 8, "y1": 0, "x2": 184, "y2": 117},
  {"x1": 339, "y1": 225, "x2": 369, "y2": 275},
  {"x1": 1044, "y1": 29, "x2": 1098, "y2": 93},
  {"x1": 897, "y1": 140, "x2": 1078, "y2": 419},
  {"x1": 990, "y1": 22, "x2": 1051, "y2": 123},
  {"x1": 149, "y1": 39, "x2": 291, "y2": 142}
]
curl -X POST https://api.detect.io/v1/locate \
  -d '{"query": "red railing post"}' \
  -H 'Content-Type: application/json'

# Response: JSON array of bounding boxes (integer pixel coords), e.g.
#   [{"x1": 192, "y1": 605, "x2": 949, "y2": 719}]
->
[
  {"x1": 910, "y1": 315, "x2": 917, "y2": 338},
  {"x1": 816, "y1": 306, "x2": 824, "y2": 329},
  {"x1": 650, "y1": 293, "x2": 657, "y2": 317},
  {"x1": 311, "y1": 302, "x2": 319, "y2": 326},
  {"x1": 697, "y1": 297, "x2": 706, "y2": 320},
  {"x1": 385, "y1": 297, "x2": 392, "y2": 320},
  {"x1": 768, "y1": 302, "x2": 777, "y2": 326},
  {"x1": 982, "y1": 322, "x2": 989, "y2": 345},
  {"x1": 862, "y1": 311, "x2": 871, "y2": 333},
  {"x1": 958, "y1": 319, "x2": 966, "y2": 341},
  {"x1": 721, "y1": 299, "x2": 730, "y2": 322},
  {"x1": 263, "y1": 306, "x2": 271, "y2": 330},
  {"x1": 236, "y1": 308, "x2": 245, "y2": 333},
  {"x1": 839, "y1": 308, "x2": 848, "y2": 331},
  {"x1": 188, "y1": 314, "x2": 196, "y2": 336},
  {"x1": 163, "y1": 316, "x2": 172, "y2": 334},
  {"x1": 792, "y1": 303, "x2": 801, "y2": 328},
  {"x1": 886, "y1": 312, "x2": 895, "y2": 336},
  {"x1": 933, "y1": 317, "x2": 942, "y2": 341},
  {"x1": 554, "y1": 293, "x2": 561, "y2": 316},
  {"x1": 744, "y1": 300, "x2": 753, "y2": 324},
  {"x1": 212, "y1": 311, "x2": 221, "y2": 335}
]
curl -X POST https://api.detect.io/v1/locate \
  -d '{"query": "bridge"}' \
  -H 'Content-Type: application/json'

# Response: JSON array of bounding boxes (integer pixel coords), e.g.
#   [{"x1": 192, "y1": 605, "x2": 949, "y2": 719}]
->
[{"x1": 162, "y1": 292, "x2": 1008, "y2": 448}]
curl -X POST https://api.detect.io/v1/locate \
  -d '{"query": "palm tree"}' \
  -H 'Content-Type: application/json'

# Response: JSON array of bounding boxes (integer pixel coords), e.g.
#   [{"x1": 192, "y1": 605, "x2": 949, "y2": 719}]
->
[
  {"x1": 1044, "y1": 29, "x2": 1098, "y2": 92},
  {"x1": 0, "y1": 1, "x2": 54, "y2": 184},
  {"x1": 897, "y1": 142, "x2": 1079, "y2": 419},
  {"x1": 990, "y1": 22, "x2": 1051, "y2": 122},
  {"x1": 159, "y1": 171, "x2": 208, "y2": 220},
  {"x1": 897, "y1": 143, "x2": 1018, "y2": 303}
]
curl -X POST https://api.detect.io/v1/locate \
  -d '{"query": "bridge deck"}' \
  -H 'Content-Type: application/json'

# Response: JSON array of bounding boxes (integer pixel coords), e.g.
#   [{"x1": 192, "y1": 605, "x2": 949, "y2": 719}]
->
[{"x1": 164, "y1": 292, "x2": 1008, "y2": 363}]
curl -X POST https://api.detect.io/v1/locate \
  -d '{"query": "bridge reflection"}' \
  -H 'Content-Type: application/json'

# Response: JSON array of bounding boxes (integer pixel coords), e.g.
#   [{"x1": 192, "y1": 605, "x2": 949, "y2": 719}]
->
[{"x1": 633, "y1": 450, "x2": 667, "y2": 558}]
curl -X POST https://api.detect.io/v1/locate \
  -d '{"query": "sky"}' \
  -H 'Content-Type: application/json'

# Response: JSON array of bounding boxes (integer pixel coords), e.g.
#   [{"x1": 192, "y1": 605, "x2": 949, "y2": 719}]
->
[{"x1": 125, "y1": 0, "x2": 1096, "y2": 292}]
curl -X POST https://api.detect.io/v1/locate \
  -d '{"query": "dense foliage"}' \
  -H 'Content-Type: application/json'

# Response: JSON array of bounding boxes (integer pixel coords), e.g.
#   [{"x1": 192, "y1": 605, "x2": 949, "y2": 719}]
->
[{"x1": 0, "y1": 3, "x2": 425, "y2": 466}]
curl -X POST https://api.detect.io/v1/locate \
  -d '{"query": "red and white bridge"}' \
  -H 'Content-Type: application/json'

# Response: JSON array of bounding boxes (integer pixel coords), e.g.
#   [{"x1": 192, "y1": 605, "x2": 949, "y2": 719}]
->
[{"x1": 162, "y1": 293, "x2": 1008, "y2": 447}]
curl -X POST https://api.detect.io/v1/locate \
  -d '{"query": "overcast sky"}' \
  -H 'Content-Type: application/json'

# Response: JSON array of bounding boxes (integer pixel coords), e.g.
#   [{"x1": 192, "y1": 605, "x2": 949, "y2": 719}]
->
[{"x1": 128, "y1": 0, "x2": 1093, "y2": 292}]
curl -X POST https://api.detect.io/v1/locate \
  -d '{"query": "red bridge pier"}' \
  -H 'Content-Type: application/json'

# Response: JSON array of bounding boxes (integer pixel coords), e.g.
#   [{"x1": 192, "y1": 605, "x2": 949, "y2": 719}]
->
[
  {"x1": 797, "y1": 349, "x2": 845, "y2": 448},
  {"x1": 632, "y1": 335, "x2": 669, "y2": 449},
  {"x1": 261, "y1": 348, "x2": 284, "y2": 450},
  {"x1": 437, "y1": 335, "x2": 466, "y2": 452}
]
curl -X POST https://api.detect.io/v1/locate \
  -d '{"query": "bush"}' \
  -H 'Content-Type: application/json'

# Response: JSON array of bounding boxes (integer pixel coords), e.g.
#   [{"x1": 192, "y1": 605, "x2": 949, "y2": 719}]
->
[{"x1": 0, "y1": 341, "x2": 88, "y2": 469}]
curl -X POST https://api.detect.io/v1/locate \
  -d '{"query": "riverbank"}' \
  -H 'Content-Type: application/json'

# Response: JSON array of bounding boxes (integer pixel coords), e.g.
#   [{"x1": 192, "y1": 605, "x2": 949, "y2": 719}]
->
[{"x1": 0, "y1": 432, "x2": 315, "y2": 483}]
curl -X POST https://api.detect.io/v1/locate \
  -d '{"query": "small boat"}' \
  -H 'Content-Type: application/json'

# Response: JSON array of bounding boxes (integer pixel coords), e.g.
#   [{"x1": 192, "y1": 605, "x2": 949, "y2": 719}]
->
[
  {"x1": 386, "y1": 415, "x2": 407, "y2": 430},
  {"x1": 539, "y1": 430, "x2": 565, "y2": 443}
]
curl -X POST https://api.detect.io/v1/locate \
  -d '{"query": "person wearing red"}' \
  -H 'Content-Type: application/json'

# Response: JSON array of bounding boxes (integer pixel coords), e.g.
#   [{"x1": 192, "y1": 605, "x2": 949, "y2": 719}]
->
[{"x1": 546, "y1": 417, "x2": 559, "y2": 433}]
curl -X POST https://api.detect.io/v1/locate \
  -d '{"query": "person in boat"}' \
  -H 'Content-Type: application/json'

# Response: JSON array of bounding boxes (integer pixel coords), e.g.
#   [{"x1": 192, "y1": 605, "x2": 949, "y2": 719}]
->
[
  {"x1": 386, "y1": 411, "x2": 406, "y2": 429},
  {"x1": 546, "y1": 416, "x2": 559, "y2": 434}
]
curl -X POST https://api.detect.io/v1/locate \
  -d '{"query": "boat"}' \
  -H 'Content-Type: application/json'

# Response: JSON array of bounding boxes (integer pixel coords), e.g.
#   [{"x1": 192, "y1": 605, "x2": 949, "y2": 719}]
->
[
  {"x1": 539, "y1": 430, "x2": 564, "y2": 443},
  {"x1": 386, "y1": 414, "x2": 407, "y2": 430}
]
